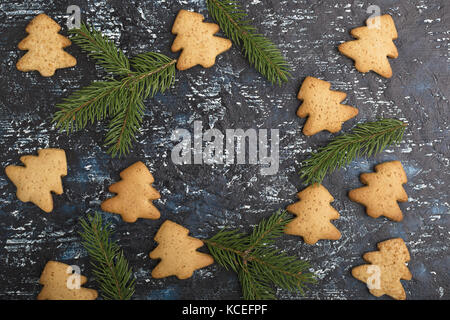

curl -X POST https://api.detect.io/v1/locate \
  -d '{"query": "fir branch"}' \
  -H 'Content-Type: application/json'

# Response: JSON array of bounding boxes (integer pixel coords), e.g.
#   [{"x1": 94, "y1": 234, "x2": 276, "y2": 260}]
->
[
  {"x1": 53, "y1": 24, "x2": 176, "y2": 157},
  {"x1": 300, "y1": 119, "x2": 407, "y2": 185},
  {"x1": 70, "y1": 23, "x2": 130, "y2": 76},
  {"x1": 128, "y1": 52, "x2": 177, "y2": 99},
  {"x1": 204, "y1": 210, "x2": 316, "y2": 300},
  {"x1": 206, "y1": 0, "x2": 290, "y2": 85},
  {"x1": 239, "y1": 266, "x2": 274, "y2": 300},
  {"x1": 104, "y1": 92, "x2": 145, "y2": 157},
  {"x1": 53, "y1": 80, "x2": 123, "y2": 132},
  {"x1": 79, "y1": 212, "x2": 135, "y2": 300}
]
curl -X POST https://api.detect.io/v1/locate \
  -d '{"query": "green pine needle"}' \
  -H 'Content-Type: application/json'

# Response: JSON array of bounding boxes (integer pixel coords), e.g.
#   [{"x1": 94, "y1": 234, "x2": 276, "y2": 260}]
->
[
  {"x1": 204, "y1": 210, "x2": 316, "y2": 300},
  {"x1": 69, "y1": 24, "x2": 130, "y2": 76},
  {"x1": 104, "y1": 92, "x2": 145, "y2": 157},
  {"x1": 207, "y1": 0, "x2": 291, "y2": 85},
  {"x1": 53, "y1": 23, "x2": 176, "y2": 157},
  {"x1": 53, "y1": 80, "x2": 123, "y2": 133},
  {"x1": 129, "y1": 52, "x2": 177, "y2": 97},
  {"x1": 79, "y1": 212, "x2": 136, "y2": 300},
  {"x1": 300, "y1": 118, "x2": 407, "y2": 184}
]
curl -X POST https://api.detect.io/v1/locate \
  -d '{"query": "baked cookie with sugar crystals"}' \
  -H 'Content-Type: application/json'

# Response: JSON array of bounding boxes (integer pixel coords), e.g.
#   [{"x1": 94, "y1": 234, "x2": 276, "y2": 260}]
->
[
  {"x1": 101, "y1": 161, "x2": 161, "y2": 223},
  {"x1": 17, "y1": 13, "x2": 77, "y2": 76},
  {"x1": 285, "y1": 184, "x2": 341, "y2": 244},
  {"x1": 37, "y1": 261, "x2": 98, "y2": 300},
  {"x1": 149, "y1": 220, "x2": 214, "y2": 279},
  {"x1": 171, "y1": 9, "x2": 232, "y2": 70},
  {"x1": 338, "y1": 14, "x2": 398, "y2": 78},
  {"x1": 5, "y1": 148, "x2": 67, "y2": 213},
  {"x1": 352, "y1": 238, "x2": 412, "y2": 300},
  {"x1": 297, "y1": 77, "x2": 358, "y2": 136},
  {"x1": 349, "y1": 160, "x2": 408, "y2": 221}
]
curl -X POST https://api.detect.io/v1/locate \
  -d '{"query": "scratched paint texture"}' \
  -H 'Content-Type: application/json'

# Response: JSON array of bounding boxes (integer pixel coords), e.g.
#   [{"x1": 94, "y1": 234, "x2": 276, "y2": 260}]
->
[{"x1": 0, "y1": 0, "x2": 448, "y2": 300}]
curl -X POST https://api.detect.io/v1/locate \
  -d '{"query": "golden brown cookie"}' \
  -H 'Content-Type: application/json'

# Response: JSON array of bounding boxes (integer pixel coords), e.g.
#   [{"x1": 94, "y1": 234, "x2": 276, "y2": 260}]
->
[
  {"x1": 171, "y1": 9, "x2": 232, "y2": 70},
  {"x1": 352, "y1": 238, "x2": 412, "y2": 300},
  {"x1": 285, "y1": 184, "x2": 341, "y2": 244},
  {"x1": 349, "y1": 160, "x2": 408, "y2": 221},
  {"x1": 16, "y1": 13, "x2": 77, "y2": 77},
  {"x1": 37, "y1": 261, "x2": 98, "y2": 300},
  {"x1": 101, "y1": 161, "x2": 161, "y2": 223},
  {"x1": 5, "y1": 148, "x2": 67, "y2": 213},
  {"x1": 338, "y1": 14, "x2": 398, "y2": 78},
  {"x1": 149, "y1": 220, "x2": 214, "y2": 279},
  {"x1": 297, "y1": 77, "x2": 358, "y2": 135}
]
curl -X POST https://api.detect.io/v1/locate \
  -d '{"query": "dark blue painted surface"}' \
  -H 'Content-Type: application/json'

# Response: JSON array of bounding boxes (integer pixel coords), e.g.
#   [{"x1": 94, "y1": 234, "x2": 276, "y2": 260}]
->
[{"x1": 0, "y1": 0, "x2": 448, "y2": 299}]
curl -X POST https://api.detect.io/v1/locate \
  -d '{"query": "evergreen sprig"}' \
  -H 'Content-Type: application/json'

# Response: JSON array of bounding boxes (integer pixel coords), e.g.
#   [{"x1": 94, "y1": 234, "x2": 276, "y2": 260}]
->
[
  {"x1": 79, "y1": 212, "x2": 136, "y2": 300},
  {"x1": 206, "y1": 0, "x2": 290, "y2": 85},
  {"x1": 53, "y1": 24, "x2": 176, "y2": 157},
  {"x1": 204, "y1": 210, "x2": 315, "y2": 300},
  {"x1": 69, "y1": 24, "x2": 130, "y2": 76},
  {"x1": 300, "y1": 119, "x2": 407, "y2": 184}
]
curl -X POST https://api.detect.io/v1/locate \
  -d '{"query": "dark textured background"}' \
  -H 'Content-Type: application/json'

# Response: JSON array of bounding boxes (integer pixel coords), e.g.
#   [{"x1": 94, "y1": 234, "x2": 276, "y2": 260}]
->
[{"x1": 0, "y1": 0, "x2": 448, "y2": 300}]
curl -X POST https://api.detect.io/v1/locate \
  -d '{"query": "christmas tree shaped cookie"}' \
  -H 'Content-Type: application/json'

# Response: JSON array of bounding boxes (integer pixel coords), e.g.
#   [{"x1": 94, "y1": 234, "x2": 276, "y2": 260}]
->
[
  {"x1": 149, "y1": 220, "x2": 214, "y2": 279},
  {"x1": 37, "y1": 261, "x2": 98, "y2": 300},
  {"x1": 285, "y1": 184, "x2": 341, "y2": 244},
  {"x1": 338, "y1": 14, "x2": 398, "y2": 78},
  {"x1": 349, "y1": 160, "x2": 408, "y2": 221},
  {"x1": 171, "y1": 9, "x2": 232, "y2": 70},
  {"x1": 352, "y1": 238, "x2": 412, "y2": 300},
  {"x1": 297, "y1": 77, "x2": 358, "y2": 136},
  {"x1": 101, "y1": 161, "x2": 161, "y2": 223},
  {"x1": 5, "y1": 148, "x2": 67, "y2": 212},
  {"x1": 17, "y1": 14, "x2": 77, "y2": 77}
]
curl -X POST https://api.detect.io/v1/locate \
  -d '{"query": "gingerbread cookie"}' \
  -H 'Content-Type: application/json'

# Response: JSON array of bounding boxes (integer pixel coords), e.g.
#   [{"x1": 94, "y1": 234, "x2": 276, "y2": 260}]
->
[
  {"x1": 338, "y1": 14, "x2": 398, "y2": 78},
  {"x1": 149, "y1": 220, "x2": 214, "y2": 279},
  {"x1": 171, "y1": 9, "x2": 232, "y2": 70},
  {"x1": 349, "y1": 160, "x2": 408, "y2": 221},
  {"x1": 37, "y1": 261, "x2": 98, "y2": 300},
  {"x1": 285, "y1": 184, "x2": 341, "y2": 244},
  {"x1": 352, "y1": 238, "x2": 412, "y2": 300},
  {"x1": 17, "y1": 14, "x2": 77, "y2": 77},
  {"x1": 5, "y1": 148, "x2": 67, "y2": 213},
  {"x1": 297, "y1": 77, "x2": 358, "y2": 135},
  {"x1": 101, "y1": 161, "x2": 161, "y2": 223}
]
